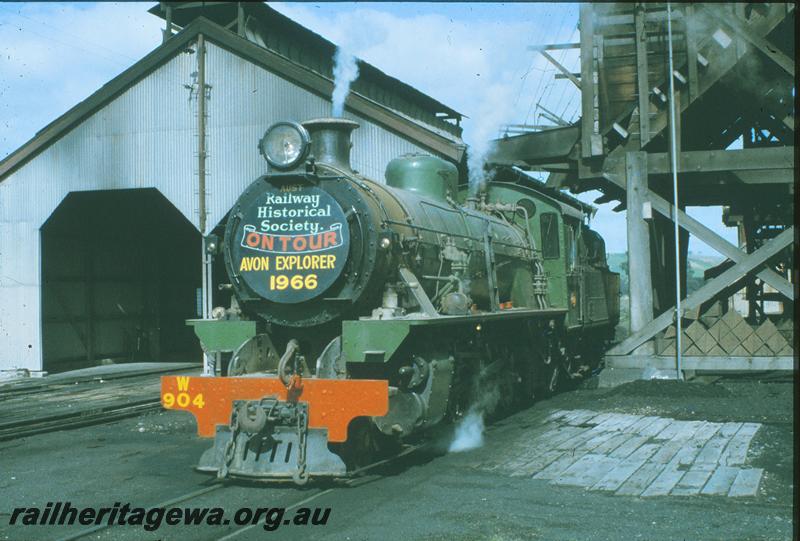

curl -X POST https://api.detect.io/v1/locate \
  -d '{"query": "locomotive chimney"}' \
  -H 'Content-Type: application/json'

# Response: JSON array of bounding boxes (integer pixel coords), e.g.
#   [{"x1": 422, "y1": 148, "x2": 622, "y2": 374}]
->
[{"x1": 302, "y1": 118, "x2": 359, "y2": 171}]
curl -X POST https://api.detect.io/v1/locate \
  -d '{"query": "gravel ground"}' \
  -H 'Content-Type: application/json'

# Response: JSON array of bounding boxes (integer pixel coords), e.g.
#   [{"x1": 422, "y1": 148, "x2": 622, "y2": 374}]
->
[{"x1": 0, "y1": 374, "x2": 793, "y2": 541}]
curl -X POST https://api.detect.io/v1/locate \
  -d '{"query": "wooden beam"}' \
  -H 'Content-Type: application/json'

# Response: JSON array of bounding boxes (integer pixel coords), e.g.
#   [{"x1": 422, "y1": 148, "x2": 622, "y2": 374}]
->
[
  {"x1": 634, "y1": 3, "x2": 650, "y2": 146},
  {"x1": 602, "y1": 170, "x2": 794, "y2": 300},
  {"x1": 731, "y1": 169, "x2": 794, "y2": 184},
  {"x1": 601, "y1": 2, "x2": 787, "y2": 149},
  {"x1": 685, "y1": 5, "x2": 699, "y2": 102},
  {"x1": 579, "y1": 4, "x2": 596, "y2": 158},
  {"x1": 645, "y1": 195, "x2": 794, "y2": 300},
  {"x1": 596, "y1": 35, "x2": 611, "y2": 129},
  {"x1": 625, "y1": 152, "x2": 654, "y2": 349},
  {"x1": 645, "y1": 147, "x2": 794, "y2": 174},
  {"x1": 605, "y1": 355, "x2": 794, "y2": 371},
  {"x1": 540, "y1": 50, "x2": 581, "y2": 90},
  {"x1": 607, "y1": 227, "x2": 794, "y2": 355},
  {"x1": 700, "y1": 4, "x2": 795, "y2": 76},
  {"x1": 237, "y1": 3, "x2": 245, "y2": 37},
  {"x1": 537, "y1": 103, "x2": 570, "y2": 127},
  {"x1": 528, "y1": 43, "x2": 580, "y2": 51}
]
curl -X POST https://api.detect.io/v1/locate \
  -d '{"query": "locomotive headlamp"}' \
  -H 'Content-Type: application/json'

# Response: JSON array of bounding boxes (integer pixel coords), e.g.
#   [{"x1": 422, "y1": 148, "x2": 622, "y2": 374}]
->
[
  {"x1": 204, "y1": 234, "x2": 220, "y2": 255},
  {"x1": 259, "y1": 121, "x2": 311, "y2": 170}
]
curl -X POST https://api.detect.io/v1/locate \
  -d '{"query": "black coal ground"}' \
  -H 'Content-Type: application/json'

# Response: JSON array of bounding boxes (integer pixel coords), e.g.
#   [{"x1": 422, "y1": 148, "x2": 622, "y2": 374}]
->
[{"x1": 0, "y1": 376, "x2": 793, "y2": 541}]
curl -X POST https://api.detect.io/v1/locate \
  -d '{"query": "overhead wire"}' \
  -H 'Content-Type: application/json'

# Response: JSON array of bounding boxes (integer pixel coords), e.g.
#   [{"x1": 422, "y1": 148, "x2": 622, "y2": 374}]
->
[
  {"x1": 527, "y1": 6, "x2": 573, "y2": 126},
  {"x1": 512, "y1": 4, "x2": 552, "y2": 114},
  {"x1": 0, "y1": 7, "x2": 135, "y2": 70},
  {"x1": 545, "y1": 6, "x2": 574, "y2": 122}
]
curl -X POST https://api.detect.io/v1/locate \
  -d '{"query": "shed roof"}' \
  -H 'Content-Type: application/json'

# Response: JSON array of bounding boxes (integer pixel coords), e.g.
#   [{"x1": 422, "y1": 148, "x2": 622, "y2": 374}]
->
[
  {"x1": 0, "y1": 14, "x2": 464, "y2": 182},
  {"x1": 150, "y1": 2, "x2": 465, "y2": 134}
]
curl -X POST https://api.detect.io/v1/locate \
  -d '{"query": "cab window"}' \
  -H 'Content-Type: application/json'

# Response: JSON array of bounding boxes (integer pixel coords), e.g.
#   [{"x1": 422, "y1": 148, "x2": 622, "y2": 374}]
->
[
  {"x1": 565, "y1": 222, "x2": 578, "y2": 269},
  {"x1": 540, "y1": 213, "x2": 559, "y2": 259}
]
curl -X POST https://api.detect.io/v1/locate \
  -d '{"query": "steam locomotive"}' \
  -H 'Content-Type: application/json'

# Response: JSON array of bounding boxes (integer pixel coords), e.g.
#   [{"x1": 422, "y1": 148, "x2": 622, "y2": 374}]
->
[{"x1": 161, "y1": 118, "x2": 619, "y2": 484}]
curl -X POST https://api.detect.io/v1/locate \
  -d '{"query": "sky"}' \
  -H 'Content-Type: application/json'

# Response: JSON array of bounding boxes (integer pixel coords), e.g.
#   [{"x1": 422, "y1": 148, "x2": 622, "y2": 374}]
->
[{"x1": 0, "y1": 1, "x2": 738, "y2": 255}]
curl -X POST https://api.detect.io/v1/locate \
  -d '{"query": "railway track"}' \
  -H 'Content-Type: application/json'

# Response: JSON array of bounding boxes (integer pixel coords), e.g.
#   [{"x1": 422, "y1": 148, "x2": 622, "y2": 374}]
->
[
  {"x1": 56, "y1": 442, "x2": 427, "y2": 541},
  {"x1": 0, "y1": 364, "x2": 199, "y2": 399},
  {"x1": 0, "y1": 398, "x2": 163, "y2": 442},
  {"x1": 0, "y1": 365, "x2": 200, "y2": 442}
]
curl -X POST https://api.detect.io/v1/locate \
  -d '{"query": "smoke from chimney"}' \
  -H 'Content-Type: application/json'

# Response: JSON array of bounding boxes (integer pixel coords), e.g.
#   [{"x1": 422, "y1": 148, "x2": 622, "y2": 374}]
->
[{"x1": 331, "y1": 47, "x2": 359, "y2": 117}]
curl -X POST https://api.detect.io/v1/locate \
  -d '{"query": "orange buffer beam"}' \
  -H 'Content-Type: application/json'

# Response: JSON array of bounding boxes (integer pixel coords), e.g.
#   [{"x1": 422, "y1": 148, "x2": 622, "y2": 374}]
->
[{"x1": 161, "y1": 376, "x2": 389, "y2": 443}]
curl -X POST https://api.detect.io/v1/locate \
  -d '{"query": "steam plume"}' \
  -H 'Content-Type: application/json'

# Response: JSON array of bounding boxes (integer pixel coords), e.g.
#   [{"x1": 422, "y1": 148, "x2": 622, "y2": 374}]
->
[
  {"x1": 448, "y1": 380, "x2": 501, "y2": 453},
  {"x1": 331, "y1": 47, "x2": 359, "y2": 117},
  {"x1": 448, "y1": 407, "x2": 485, "y2": 452}
]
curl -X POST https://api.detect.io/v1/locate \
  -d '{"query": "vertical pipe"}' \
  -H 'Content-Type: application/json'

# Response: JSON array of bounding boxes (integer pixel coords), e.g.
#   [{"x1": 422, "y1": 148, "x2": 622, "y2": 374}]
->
[
  {"x1": 197, "y1": 34, "x2": 207, "y2": 236},
  {"x1": 666, "y1": 3, "x2": 683, "y2": 380},
  {"x1": 197, "y1": 34, "x2": 213, "y2": 376}
]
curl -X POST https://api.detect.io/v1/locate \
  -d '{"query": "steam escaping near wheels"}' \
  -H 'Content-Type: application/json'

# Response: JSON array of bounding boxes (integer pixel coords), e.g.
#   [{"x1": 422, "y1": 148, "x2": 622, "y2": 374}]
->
[
  {"x1": 448, "y1": 379, "x2": 503, "y2": 453},
  {"x1": 448, "y1": 408, "x2": 485, "y2": 453}
]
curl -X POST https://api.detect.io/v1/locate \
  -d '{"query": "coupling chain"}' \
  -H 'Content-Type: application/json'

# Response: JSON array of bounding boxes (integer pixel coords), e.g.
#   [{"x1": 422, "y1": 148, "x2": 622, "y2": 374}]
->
[
  {"x1": 293, "y1": 403, "x2": 310, "y2": 485},
  {"x1": 219, "y1": 409, "x2": 241, "y2": 479}
]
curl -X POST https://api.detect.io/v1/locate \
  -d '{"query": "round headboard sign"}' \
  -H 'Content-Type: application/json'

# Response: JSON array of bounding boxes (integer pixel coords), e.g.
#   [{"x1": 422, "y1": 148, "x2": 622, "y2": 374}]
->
[{"x1": 231, "y1": 182, "x2": 350, "y2": 304}]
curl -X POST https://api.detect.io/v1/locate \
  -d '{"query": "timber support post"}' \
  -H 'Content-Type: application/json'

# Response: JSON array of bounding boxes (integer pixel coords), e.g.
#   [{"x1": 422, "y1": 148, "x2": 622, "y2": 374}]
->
[{"x1": 625, "y1": 151, "x2": 654, "y2": 354}]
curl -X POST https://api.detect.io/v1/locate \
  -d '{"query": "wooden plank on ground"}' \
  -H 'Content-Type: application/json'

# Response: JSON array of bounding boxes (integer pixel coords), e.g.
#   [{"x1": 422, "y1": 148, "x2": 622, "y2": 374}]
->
[
  {"x1": 728, "y1": 468, "x2": 763, "y2": 497},
  {"x1": 592, "y1": 458, "x2": 648, "y2": 492},
  {"x1": 719, "y1": 422, "x2": 743, "y2": 438},
  {"x1": 543, "y1": 410, "x2": 570, "y2": 424},
  {"x1": 701, "y1": 466, "x2": 740, "y2": 495},
  {"x1": 624, "y1": 416, "x2": 661, "y2": 434},
  {"x1": 626, "y1": 443, "x2": 660, "y2": 463},
  {"x1": 564, "y1": 410, "x2": 601, "y2": 426},
  {"x1": 650, "y1": 439, "x2": 687, "y2": 464},
  {"x1": 656, "y1": 420, "x2": 699, "y2": 441},
  {"x1": 638, "y1": 417, "x2": 673, "y2": 437},
  {"x1": 592, "y1": 432, "x2": 636, "y2": 455},
  {"x1": 616, "y1": 462, "x2": 666, "y2": 496},
  {"x1": 511, "y1": 448, "x2": 566, "y2": 477},
  {"x1": 553, "y1": 454, "x2": 620, "y2": 487},
  {"x1": 695, "y1": 433, "x2": 732, "y2": 464},
  {"x1": 720, "y1": 423, "x2": 761, "y2": 466},
  {"x1": 671, "y1": 464, "x2": 716, "y2": 496},
  {"x1": 641, "y1": 466, "x2": 685, "y2": 497},
  {"x1": 609, "y1": 435, "x2": 650, "y2": 459},
  {"x1": 533, "y1": 451, "x2": 586, "y2": 480},
  {"x1": 556, "y1": 426, "x2": 606, "y2": 451},
  {"x1": 578, "y1": 430, "x2": 620, "y2": 453},
  {"x1": 544, "y1": 426, "x2": 587, "y2": 448}
]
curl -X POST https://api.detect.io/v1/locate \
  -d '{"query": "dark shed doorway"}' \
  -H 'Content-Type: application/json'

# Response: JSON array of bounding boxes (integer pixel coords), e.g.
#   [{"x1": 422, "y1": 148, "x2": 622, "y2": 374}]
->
[{"x1": 41, "y1": 189, "x2": 202, "y2": 373}]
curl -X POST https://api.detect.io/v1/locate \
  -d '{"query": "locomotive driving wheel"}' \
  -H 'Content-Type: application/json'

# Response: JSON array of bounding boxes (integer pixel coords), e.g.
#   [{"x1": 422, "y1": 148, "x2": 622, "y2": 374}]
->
[
  {"x1": 541, "y1": 321, "x2": 568, "y2": 394},
  {"x1": 227, "y1": 333, "x2": 281, "y2": 376}
]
